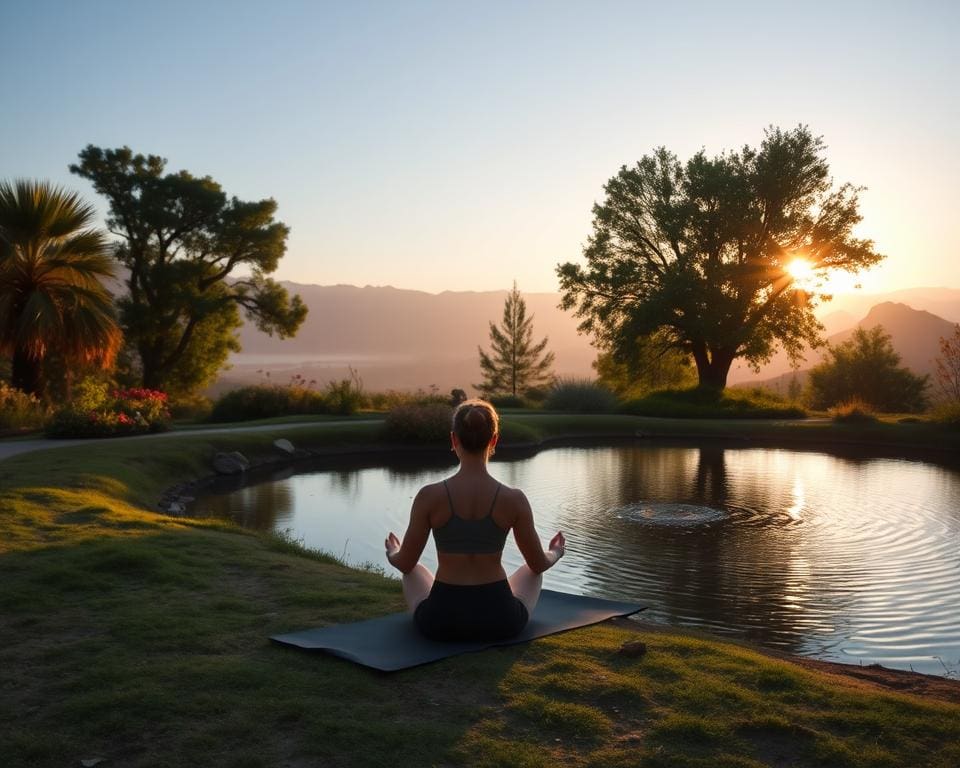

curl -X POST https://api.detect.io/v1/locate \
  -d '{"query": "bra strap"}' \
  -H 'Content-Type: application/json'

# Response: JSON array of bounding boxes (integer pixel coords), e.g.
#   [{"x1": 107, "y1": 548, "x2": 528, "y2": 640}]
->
[
  {"x1": 442, "y1": 479, "x2": 455, "y2": 514},
  {"x1": 487, "y1": 482, "x2": 502, "y2": 516}
]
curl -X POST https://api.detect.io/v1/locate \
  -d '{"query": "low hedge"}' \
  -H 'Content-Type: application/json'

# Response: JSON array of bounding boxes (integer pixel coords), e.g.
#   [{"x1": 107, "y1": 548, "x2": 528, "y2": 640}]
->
[{"x1": 621, "y1": 386, "x2": 806, "y2": 419}]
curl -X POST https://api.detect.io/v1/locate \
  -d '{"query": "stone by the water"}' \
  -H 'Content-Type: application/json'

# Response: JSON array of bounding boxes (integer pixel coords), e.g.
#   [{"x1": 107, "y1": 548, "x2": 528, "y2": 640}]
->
[
  {"x1": 273, "y1": 438, "x2": 295, "y2": 454},
  {"x1": 213, "y1": 451, "x2": 250, "y2": 475}
]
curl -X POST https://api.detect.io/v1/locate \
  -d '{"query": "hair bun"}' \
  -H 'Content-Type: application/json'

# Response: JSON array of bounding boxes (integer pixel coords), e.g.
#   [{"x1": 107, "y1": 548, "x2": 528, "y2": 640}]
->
[{"x1": 452, "y1": 399, "x2": 499, "y2": 454}]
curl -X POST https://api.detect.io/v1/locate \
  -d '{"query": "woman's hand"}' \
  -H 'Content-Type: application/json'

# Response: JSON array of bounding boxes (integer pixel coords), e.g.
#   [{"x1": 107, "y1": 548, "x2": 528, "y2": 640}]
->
[
  {"x1": 547, "y1": 531, "x2": 566, "y2": 566},
  {"x1": 385, "y1": 531, "x2": 401, "y2": 567}
]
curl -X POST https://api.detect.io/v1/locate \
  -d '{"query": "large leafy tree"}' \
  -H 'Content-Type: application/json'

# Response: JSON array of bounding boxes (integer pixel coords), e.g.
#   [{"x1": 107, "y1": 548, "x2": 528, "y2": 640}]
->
[
  {"x1": 477, "y1": 283, "x2": 555, "y2": 396},
  {"x1": 0, "y1": 180, "x2": 121, "y2": 397},
  {"x1": 806, "y1": 326, "x2": 929, "y2": 412},
  {"x1": 71, "y1": 146, "x2": 307, "y2": 393},
  {"x1": 557, "y1": 126, "x2": 884, "y2": 390}
]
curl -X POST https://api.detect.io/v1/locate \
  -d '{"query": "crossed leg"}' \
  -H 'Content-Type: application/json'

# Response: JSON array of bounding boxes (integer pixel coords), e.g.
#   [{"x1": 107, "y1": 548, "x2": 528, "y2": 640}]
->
[
  {"x1": 401, "y1": 563, "x2": 435, "y2": 612},
  {"x1": 508, "y1": 564, "x2": 543, "y2": 616},
  {"x1": 403, "y1": 563, "x2": 542, "y2": 617}
]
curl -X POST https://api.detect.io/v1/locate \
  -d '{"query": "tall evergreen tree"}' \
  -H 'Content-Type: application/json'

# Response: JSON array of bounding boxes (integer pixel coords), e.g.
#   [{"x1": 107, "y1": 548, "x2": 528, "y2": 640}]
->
[
  {"x1": 0, "y1": 180, "x2": 121, "y2": 397},
  {"x1": 477, "y1": 283, "x2": 555, "y2": 396}
]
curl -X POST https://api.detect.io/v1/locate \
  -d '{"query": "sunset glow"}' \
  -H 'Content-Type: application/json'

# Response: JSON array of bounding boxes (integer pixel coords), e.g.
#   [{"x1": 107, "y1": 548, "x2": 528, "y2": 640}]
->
[{"x1": 785, "y1": 258, "x2": 817, "y2": 290}]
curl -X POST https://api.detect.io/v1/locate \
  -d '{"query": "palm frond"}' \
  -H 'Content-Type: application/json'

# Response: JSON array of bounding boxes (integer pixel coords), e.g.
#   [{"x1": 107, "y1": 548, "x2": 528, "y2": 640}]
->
[{"x1": 0, "y1": 179, "x2": 121, "y2": 387}]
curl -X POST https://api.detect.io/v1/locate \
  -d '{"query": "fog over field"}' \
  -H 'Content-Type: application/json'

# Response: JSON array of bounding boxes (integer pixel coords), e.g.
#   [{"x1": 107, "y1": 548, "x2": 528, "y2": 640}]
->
[{"x1": 213, "y1": 283, "x2": 960, "y2": 396}]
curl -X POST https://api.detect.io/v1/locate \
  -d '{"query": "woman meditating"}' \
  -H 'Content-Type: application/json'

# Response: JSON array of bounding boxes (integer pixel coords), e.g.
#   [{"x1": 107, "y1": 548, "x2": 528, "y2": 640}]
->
[{"x1": 385, "y1": 399, "x2": 566, "y2": 641}]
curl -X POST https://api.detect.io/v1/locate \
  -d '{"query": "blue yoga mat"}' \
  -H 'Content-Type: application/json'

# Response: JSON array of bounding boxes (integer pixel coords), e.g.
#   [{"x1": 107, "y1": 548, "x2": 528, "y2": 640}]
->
[{"x1": 271, "y1": 589, "x2": 645, "y2": 671}]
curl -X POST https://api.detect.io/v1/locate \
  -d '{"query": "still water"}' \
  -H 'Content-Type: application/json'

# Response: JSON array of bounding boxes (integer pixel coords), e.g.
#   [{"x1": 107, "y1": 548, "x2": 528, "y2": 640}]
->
[{"x1": 192, "y1": 443, "x2": 960, "y2": 677}]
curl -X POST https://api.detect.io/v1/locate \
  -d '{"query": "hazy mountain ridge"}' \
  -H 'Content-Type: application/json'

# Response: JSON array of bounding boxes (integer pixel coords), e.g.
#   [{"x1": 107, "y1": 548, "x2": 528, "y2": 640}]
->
[
  {"x1": 728, "y1": 287, "x2": 960, "y2": 384},
  {"x1": 220, "y1": 283, "x2": 960, "y2": 394},
  {"x1": 736, "y1": 302, "x2": 958, "y2": 397},
  {"x1": 222, "y1": 283, "x2": 597, "y2": 393}
]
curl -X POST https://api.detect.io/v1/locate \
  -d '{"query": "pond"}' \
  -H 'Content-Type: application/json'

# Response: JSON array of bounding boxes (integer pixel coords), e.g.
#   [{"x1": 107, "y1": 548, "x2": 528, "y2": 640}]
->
[{"x1": 191, "y1": 442, "x2": 960, "y2": 677}]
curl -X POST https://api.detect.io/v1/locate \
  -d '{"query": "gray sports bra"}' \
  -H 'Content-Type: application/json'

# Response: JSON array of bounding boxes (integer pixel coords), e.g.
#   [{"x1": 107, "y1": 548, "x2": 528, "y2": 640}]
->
[{"x1": 433, "y1": 480, "x2": 509, "y2": 554}]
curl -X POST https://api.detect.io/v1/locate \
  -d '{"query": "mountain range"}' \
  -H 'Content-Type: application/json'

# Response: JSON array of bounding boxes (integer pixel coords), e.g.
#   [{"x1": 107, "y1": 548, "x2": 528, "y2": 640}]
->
[
  {"x1": 217, "y1": 283, "x2": 960, "y2": 395},
  {"x1": 734, "y1": 302, "x2": 957, "y2": 397}
]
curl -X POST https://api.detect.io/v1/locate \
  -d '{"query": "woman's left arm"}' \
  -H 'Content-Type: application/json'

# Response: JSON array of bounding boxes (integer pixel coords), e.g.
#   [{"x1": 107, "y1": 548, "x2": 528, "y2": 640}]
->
[{"x1": 385, "y1": 487, "x2": 432, "y2": 574}]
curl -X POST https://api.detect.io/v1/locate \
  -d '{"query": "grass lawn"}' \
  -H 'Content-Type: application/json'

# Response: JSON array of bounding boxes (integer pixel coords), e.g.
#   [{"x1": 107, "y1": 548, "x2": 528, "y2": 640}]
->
[{"x1": 2, "y1": 417, "x2": 959, "y2": 767}]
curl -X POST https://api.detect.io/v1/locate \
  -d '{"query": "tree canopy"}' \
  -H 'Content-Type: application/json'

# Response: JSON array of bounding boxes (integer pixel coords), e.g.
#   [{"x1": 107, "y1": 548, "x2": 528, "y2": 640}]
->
[
  {"x1": 70, "y1": 146, "x2": 306, "y2": 393},
  {"x1": 477, "y1": 283, "x2": 555, "y2": 396},
  {"x1": 0, "y1": 180, "x2": 120, "y2": 397},
  {"x1": 557, "y1": 126, "x2": 884, "y2": 390},
  {"x1": 806, "y1": 326, "x2": 929, "y2": 412}
]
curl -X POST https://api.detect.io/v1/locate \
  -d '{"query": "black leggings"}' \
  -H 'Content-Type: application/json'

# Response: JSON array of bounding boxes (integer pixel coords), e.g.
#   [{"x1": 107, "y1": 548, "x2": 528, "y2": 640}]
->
[{"x1": 414, "y1": 579, "x2": 529, "y2": 642}]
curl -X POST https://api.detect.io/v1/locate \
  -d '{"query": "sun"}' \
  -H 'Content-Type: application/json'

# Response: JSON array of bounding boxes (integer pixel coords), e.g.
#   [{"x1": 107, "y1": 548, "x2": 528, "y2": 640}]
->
[{"x1": 785, "y1": 257, "x2": 817, "y2": 289}]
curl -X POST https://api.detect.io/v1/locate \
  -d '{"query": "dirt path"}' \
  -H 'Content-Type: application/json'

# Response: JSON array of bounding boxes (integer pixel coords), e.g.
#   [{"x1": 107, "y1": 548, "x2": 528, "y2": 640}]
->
[{"x1": 0, "y1": 419, "x2": 368, "y2": 464}]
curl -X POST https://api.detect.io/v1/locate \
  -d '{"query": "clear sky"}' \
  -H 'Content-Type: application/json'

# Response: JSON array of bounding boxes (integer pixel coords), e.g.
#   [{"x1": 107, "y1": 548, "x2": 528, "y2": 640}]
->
[{"x1": 3, "y1": 0, "x2": 958, "y2": 294}]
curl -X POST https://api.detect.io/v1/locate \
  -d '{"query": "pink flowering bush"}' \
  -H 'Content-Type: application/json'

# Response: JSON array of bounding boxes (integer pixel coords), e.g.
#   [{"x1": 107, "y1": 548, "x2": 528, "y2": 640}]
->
[{"x1": 46, "y1": 384, "x2": 171, "y2": 438}]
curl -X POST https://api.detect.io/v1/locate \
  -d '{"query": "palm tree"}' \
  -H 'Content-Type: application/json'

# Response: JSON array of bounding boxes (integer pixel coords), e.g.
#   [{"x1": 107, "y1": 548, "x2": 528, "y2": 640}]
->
[{"x1": 0, "y1": 180, "x2": 121, "y2": 397}]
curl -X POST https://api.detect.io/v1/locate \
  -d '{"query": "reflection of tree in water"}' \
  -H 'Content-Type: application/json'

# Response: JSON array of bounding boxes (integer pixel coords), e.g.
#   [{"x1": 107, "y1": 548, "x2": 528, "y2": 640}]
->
[
  {"x1": 327, "y1": 470, "x2": 361, "y2": 497},
  {"x1": 693, "y1": 444, "x2": 727, "y2": 507}
]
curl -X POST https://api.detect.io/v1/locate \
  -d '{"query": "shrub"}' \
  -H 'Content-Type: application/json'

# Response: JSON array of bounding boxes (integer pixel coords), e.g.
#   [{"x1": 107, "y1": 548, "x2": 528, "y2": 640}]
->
[
  {"x1": 621, "y1": 387, "x2": 806, "y2": 419},
  {"x1": 382, "y1": 403, "x2": 453, "y2": 444},
  {"x1": 208, "y1": 384, "x2": 329, "y2": 423},
  {"x1": 324, "y1": 377, "x2": 364, "y2": 416},
  {"x1": 72, "y1": 377, "x2": 111, "y2": 413},
  {"x1": 488, "y1": 394, "x2": 530, "y2": 409},
  {"x1": 543, "y1": 378, "x2": 618, "y2": 413},
  {"x1": 167, "y1": 393, "x2": 213, "y2": 422},
  {"x1": 830, "y1": 398, "x2": 878, "y2": 424},
  {"x1": 46, "y1": 387, "x2": 171, "y2": 438},
  {"x1": 806, "y1": 326, "x2": 929, "y2": 412},
  {"x1": 363, "y1": 388, "x2": 448, "y2": 411},
  {"x1": 0, "y1": 382, "x2": 47, "y2": 432},
  {"x1": 523, "y1": 387, "x2": 550, "y2": 404},
  {"x1": 930, "y1": 401, "x2": 960, "y2": 428}
]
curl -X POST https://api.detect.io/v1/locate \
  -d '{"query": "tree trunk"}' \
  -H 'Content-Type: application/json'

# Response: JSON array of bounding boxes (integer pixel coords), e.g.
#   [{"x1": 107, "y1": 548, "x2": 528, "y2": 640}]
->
[
  {"x1": 694, "y1": 348, "x2": 735, "y2": 391},
  {"x1": 11, "y1": 348, "x2": 43, "y2": 398},
  {"x1": 139, "y1": 342, "x2": 164, "y2": 391}
]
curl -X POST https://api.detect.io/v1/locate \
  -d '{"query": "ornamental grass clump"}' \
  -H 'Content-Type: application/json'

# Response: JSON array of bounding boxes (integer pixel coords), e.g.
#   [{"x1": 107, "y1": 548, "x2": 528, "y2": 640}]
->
[
  {"x1": 0, "y1": 381, "x2": 47, "y2": 432},
  {"x1": 382, "y1": 403, "x2": 453, "y2": 443},
  {"x1": 543, "y1": 378, "x2": 618, "y2": 413},
  {"x1": 46, "y1": 383, "x2": 171, "y2": 438},
  {"x1": 830, "y1": 397, "x2": 878, "y2": 424}
]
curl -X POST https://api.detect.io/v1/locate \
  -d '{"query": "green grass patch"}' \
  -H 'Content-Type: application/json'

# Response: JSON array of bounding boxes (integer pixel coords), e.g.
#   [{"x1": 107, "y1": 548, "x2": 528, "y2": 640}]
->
[{"x1": 2, "y1": 417, "x2": 959, "y2": 766}]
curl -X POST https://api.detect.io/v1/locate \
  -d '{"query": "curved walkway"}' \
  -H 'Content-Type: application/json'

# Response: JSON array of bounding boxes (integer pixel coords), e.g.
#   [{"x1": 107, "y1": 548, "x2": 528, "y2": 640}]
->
[{"x1": 0, "y1": 419, "x2": 369, "y2": 464}]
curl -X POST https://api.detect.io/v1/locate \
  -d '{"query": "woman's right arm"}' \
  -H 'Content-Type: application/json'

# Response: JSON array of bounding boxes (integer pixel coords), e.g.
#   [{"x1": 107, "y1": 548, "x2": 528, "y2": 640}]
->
[
  {"x1": 385, "y1": 487, "x2": 432, "y2": 574},
  {"x1": 511, "y1": 491, "x2": 565, "y2": 574}
]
